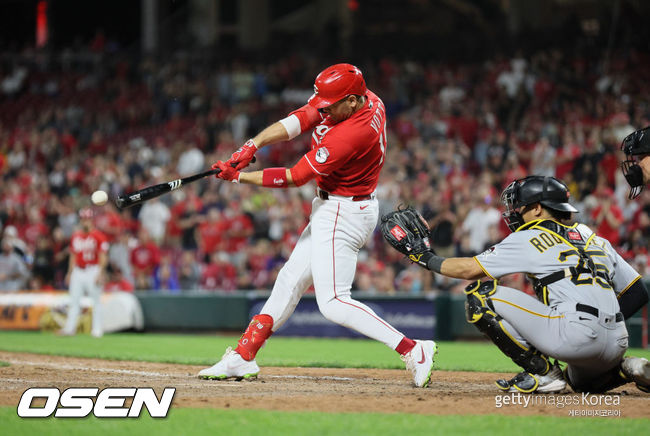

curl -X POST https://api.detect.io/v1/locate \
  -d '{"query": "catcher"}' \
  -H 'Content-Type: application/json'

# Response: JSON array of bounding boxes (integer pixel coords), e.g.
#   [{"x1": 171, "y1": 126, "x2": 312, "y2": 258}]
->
[{"x1": 382, "y1": 176, "x2": 650, "y2": 393}]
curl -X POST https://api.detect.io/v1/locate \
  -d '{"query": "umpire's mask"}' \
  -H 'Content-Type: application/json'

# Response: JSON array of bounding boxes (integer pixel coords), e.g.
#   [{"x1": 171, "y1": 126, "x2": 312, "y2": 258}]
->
[{"x1": 621, "y1": 127, "x2": 650, "y2": 199}]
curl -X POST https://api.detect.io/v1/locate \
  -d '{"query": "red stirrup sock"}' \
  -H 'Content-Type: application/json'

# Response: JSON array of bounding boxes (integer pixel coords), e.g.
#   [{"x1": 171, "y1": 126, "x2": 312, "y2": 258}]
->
[
  {"x1": 235, "y1": 314, "x2": 274, "y2": 361},
  {"x1": 395, "y1": 337, "x2": 417, "y2": 356}
]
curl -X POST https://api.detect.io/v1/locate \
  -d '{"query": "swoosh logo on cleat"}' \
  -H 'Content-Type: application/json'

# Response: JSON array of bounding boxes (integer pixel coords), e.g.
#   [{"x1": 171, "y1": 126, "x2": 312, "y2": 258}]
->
[
  {"x1": 360, "y1": 205, "x2": 369, "y2": 210},
  {"x1": 417, "y1": 346, "x2": 426, "y2": 364}
]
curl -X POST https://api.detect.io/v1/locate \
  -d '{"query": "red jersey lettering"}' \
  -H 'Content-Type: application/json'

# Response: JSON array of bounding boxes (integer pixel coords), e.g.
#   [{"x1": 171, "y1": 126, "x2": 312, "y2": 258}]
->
[
  {"x1": 289, "y1": 90, "x2": 387, "y2": 197},
  {"x1": 70, "y1": 230, "x2": 108, "y2": 268}
]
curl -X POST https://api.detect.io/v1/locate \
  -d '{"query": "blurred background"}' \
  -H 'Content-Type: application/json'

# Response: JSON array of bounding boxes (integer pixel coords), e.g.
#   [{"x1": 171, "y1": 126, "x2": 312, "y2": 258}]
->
[{"x1": 1, "y1": 0, "x2": 650, "y2": 299}]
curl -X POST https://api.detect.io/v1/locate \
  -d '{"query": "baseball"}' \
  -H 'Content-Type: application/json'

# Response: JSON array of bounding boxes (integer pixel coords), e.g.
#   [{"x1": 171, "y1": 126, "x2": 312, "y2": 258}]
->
[{"x1": 91, "y1": 190, "x2": 108, "y2": 206}]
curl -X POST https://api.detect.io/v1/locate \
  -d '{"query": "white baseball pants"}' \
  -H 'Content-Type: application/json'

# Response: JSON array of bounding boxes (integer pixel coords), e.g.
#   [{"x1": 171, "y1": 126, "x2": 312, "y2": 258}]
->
[
  {"x1": 63, "y1": 265, "x2": 103, "y2": 336},
  {"x1": 260, "y1": 196, "x2": 405, "y2": 349}
]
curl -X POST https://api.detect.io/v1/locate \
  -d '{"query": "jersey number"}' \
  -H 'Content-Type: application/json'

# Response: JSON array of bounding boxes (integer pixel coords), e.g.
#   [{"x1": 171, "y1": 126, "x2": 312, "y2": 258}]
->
[
  {"x1": 379, "y1": 125, "x2": 387, "y2": 165},
  {"x1": 558, "y1": 249, "x2": 612, "y2": 290}
]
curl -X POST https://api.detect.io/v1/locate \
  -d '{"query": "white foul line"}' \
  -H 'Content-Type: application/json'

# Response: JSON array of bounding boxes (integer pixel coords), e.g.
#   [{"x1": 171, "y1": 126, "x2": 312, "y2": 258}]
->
[{"x1": 3, "y1": 360, "x2": 368, "y2": 382}]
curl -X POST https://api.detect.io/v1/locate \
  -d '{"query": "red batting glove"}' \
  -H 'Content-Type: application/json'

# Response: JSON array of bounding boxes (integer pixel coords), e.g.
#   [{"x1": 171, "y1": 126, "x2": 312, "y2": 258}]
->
[
  {"x1": 212, "y1": 161, "x2": 240, "y2": 183},
  {"x1": 227, "y1": 139, "x2": 257, "y2": 171}
]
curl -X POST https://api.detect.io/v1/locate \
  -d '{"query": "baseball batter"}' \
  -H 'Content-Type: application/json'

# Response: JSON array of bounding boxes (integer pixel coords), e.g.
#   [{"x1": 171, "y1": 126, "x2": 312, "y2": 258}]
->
[
  {"x1": 198, "y1": 64, "x2": 437, "y2": 387},
  {"x1": 382, "y1": 176, "x2": 650, "y2": 393},
  {"x1": 61, "y1": 208, "x2": 109, "y2": 337}
]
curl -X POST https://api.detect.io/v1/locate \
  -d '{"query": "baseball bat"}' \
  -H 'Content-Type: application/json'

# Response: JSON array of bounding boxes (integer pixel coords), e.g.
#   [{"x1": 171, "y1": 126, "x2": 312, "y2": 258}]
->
[{"x1": 114, "y1": 157, "x2": 255, "y2": 210}]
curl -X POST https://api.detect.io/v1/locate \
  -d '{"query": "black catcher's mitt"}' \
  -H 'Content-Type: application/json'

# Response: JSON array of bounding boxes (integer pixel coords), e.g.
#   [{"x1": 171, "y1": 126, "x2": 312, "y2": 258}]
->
[{"x1": 380, "y1": 206, "x2": 433, "y2": 266}]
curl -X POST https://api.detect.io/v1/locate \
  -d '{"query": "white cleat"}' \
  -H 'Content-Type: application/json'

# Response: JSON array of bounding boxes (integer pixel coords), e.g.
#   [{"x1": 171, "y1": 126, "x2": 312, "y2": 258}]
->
[
  {"x1": 622, "y1": 357, "x2": 650, "y2": 393},
  {"x1": 534, "y1": 365, "x2": 567, "y2": 393},
  {"x1": 198, "y1": 347, "x2": 260, "y2": 380},
  {"x1": 401, "y1": 340, "x2": 437, "y2": 388}
]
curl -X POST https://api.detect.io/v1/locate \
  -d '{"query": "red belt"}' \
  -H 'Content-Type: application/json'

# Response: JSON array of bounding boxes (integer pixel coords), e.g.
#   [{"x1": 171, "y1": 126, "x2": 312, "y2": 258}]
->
[{"x1": 317, "y1": 190, "x2": 372, "y2": 202}]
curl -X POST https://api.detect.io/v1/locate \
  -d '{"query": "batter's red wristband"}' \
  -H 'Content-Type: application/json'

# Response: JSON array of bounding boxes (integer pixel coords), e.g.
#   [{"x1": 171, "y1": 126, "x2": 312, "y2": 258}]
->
[{"x1": 262, "y1": 167, "x2": 289, "y2": 188}]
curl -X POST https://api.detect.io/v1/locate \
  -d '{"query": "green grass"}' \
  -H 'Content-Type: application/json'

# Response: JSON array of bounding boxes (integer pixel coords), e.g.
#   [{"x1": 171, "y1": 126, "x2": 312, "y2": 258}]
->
[
  {"x1": 1, "y1": 407, "x2": 647, "y2": 436},
  {"x1": 1, "y1": 331, "x2": 650, "y2": 373},
  {"x1": 1, "y1": 331, "x2": 648, "y2": 432}
]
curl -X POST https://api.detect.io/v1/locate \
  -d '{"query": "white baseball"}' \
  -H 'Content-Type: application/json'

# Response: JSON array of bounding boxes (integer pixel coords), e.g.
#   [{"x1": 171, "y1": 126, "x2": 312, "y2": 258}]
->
[{"x1": 91, "y1": 190, "x2": 108, "y2": 206}]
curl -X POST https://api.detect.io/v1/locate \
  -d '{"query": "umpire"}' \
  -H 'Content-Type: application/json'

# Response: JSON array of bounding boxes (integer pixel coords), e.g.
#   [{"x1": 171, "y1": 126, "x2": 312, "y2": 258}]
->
[{"x1": 621, "y1": 126, "x2": 650, "y2": 198}]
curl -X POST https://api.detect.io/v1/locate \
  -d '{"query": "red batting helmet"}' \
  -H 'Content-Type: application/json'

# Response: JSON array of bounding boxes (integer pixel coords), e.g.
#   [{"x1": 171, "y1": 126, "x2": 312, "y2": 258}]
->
[{"x1": 308, "y1": 63, "x2": 367, "y2": 109}]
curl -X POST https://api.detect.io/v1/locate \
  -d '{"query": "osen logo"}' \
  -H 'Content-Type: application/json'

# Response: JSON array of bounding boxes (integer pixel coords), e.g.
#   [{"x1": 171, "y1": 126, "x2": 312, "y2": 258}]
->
[{"x1": 17, "y1": 387, "x2": 176, "y2": 418}]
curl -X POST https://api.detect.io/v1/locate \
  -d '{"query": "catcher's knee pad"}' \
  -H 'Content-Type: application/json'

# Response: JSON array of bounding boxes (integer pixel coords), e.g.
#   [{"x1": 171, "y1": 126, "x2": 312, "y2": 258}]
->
[
  {"x1": 465, "y1": 280, "x2": 550, "y2": 375},
  {"x1": 464, "y1": 280, "x2": 498, "y2": 323}
]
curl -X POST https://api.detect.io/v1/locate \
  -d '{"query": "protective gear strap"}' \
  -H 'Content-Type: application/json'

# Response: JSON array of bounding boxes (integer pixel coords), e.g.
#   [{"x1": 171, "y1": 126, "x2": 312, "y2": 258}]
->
[
  {"x1": 464, "y1": 280, "x2": 550, "y2": 375},
  {"x1": 235, "y1": 314, "x2": 274, "y2": 361},
  {"x1": 529, "y1": 220, "x2": 615, "y2": 302},
  {"x1": 262, "y1": 168, "x2": 289, "y2": 188}
]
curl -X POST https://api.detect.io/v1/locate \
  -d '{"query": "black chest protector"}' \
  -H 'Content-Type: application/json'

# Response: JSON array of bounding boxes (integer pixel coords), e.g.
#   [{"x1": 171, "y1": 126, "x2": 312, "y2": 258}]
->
[{"x1": 520, "y1": 220, "x2": 614, "y2": 304}]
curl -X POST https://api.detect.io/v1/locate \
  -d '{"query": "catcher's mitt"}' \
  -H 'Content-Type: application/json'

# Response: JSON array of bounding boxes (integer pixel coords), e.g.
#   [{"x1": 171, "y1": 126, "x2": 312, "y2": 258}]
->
[{"x1": 380, "y1": 206, "x2": 433, "y2": 266}]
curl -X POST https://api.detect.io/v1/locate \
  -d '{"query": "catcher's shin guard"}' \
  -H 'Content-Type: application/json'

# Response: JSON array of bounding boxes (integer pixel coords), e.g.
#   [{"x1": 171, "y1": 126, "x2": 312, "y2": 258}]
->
[
  {"x1": 464, "y1": 280, "x2": 550, "y2": 375},
  {"x1": 235, "y1": 314, "x2": 274, "y2": 361}
]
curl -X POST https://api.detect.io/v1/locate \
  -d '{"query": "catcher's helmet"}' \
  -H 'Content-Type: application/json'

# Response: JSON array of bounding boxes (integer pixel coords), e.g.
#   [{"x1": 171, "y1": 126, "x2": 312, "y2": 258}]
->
[
  {"x1": 621, "y1": 126, "x2": 650, "y2": 199},
  {"x1": 308, "y1": 63, "x2": 367, "y2": 109},
  {"x1": 501, "y1": 176, "x2": 578, "y2": 232}
]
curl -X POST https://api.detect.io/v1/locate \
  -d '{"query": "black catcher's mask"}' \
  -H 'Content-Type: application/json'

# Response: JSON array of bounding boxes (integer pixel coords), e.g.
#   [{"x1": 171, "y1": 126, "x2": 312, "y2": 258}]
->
[
  {"x1": 621, "y1": 127, "x2": 650, "y2": 199},
  {"x1": 501, "y1": 176, "x2": 578, "y2": 232}
]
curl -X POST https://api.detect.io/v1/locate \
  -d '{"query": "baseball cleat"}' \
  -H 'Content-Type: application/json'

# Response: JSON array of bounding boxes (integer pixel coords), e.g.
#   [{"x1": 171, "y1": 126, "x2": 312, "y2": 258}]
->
[
  {"x1": 496, "y1": 364, "x2": 566, "y2": 393},
  {"x1": 621, "y1": 357, "x2": 650, "y2": 393},
  {"x1": 198, "y1": 347, "x2": 260, "y2": 380},
  {"x1": 401, "y1": 340, "x2": 437, "y2": 388}
]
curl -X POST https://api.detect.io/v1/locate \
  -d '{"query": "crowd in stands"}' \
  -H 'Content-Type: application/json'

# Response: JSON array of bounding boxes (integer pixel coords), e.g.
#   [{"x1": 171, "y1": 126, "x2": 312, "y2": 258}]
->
[{"x1": 1, "y1": 44, "x2": 650, "y2": 295}]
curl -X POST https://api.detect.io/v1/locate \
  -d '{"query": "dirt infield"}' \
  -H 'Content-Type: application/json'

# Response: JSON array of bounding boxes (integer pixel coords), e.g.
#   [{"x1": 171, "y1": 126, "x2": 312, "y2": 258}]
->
[{"x1": 1, "y1": 351, "x2": 649, "y2": 418}]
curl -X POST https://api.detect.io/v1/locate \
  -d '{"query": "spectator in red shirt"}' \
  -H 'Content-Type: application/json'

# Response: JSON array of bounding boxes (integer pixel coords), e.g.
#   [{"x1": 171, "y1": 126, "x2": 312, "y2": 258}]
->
[
  {"x1": 129, "y1": 228, "x2": 161, "y2": 290},
  {"x1": 197, "y1": 207, "x2": 227, "y2": 261},
  {"x1": 222, "y1": 202, "x2": 254, "y2": 255},
  {"x1": 94, "y1": 204, "x2": 125, "y2": 243},
  {"x1": 104, "y1": 265, "x2": 135, "y2": 293},
  {"x1": 200, "y1": 251, "x2": 237, "y2": 292},
  {"x1": 21, "y1": 206, "x2": 49, "y2": 248},
  {"x1": 591, "y1": 186, "x2": 623, "y2": 246}
]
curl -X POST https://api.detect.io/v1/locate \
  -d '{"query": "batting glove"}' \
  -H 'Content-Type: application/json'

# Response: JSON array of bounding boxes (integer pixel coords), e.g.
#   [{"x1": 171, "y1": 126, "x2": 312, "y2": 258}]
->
[
  {"x1": 227, "y1": 139, "x2": 257, "y2": 171},
  {"x1": 212, "y1": 161, "x2": 240, "y2": 183}
]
